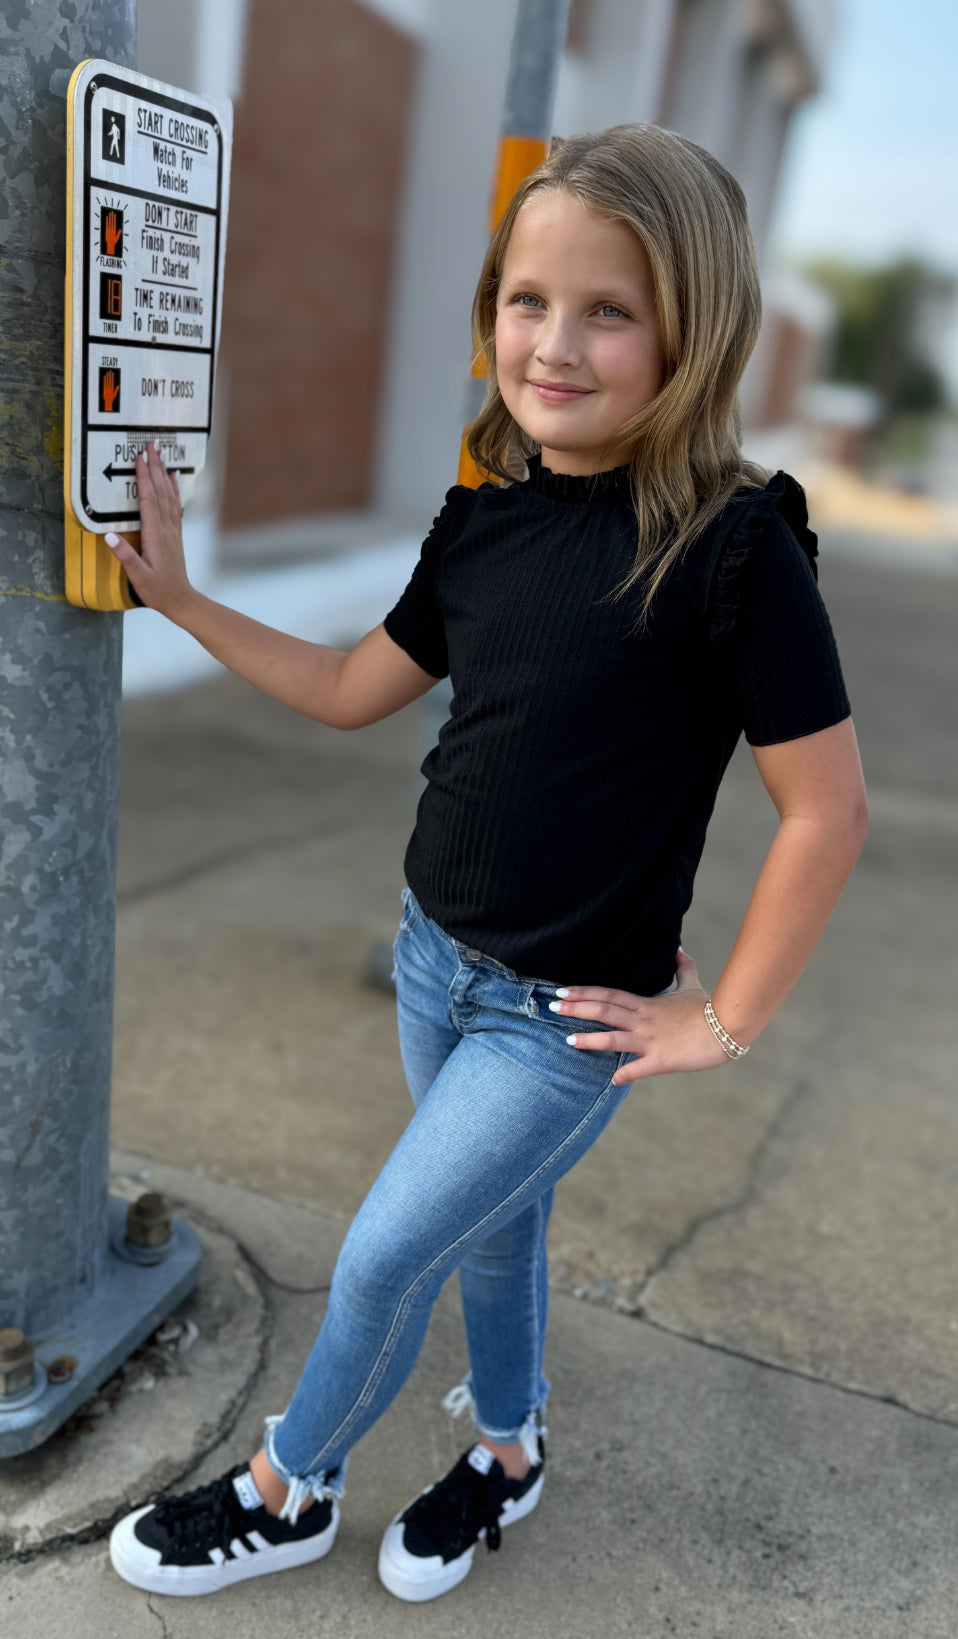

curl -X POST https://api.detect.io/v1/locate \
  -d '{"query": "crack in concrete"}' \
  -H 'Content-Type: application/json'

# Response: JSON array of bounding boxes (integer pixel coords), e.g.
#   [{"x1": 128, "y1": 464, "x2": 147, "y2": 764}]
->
[
  {"x1": 635, "y1": 1071, "x2": 816, "y2": 1307},
  {"x1": 632, "y1": 1000, "x2": 850, "y2": 1311},
  {"x1": 152, "y1": 1187, "x2": 334, "y2": 1297},
  {"x1": 147, "y1": 1594, "x2": 172, "y2": 1637}
]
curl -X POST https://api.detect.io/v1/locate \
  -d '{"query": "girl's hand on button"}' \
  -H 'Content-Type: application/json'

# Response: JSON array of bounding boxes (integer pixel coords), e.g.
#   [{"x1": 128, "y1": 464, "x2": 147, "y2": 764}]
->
[
  {"x1": 104, "y1": 442, "x2": 193, "y2": 621},
  {"x1": 550, "y1": 949, "x2": 728, "y2": 1082}
]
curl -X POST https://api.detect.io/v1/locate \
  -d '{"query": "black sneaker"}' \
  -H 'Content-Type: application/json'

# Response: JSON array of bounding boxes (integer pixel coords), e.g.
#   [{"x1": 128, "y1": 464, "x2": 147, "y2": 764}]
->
[
  {"x1": 378, "y1": 1441, "x2": 544, "y2": 1602},
  {"x1": 109, "y1": 1463, "x2": 338, "y2": 1596}
]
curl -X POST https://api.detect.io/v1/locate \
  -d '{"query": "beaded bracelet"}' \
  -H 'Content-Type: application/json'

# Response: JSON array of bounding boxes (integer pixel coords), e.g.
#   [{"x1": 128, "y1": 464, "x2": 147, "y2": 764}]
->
[{"x1": 704, "y1": 998, "x2": 750, "y2": 1061}]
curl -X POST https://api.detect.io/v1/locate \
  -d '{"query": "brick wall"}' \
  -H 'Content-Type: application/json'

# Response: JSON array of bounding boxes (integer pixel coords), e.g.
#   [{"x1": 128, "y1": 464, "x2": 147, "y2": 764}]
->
[{"x1": 219, "y1": 0, "x2": 416, "y2": 526}]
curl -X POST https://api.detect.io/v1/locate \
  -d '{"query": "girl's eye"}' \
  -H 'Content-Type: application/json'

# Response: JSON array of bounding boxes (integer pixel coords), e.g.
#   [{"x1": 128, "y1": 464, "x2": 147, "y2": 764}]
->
[
  {"x1": 597, "y1": 303, "x2": 628, "y2": 319},
  {"x1": 513, "y1": 292, "x2": 542, "y2": 308}
]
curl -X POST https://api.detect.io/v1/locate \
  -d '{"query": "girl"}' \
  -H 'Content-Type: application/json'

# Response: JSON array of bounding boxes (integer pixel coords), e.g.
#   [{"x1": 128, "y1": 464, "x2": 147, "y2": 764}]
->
[{"x1": 108, "y1": 124, "x2": 866, "y2": 1603}]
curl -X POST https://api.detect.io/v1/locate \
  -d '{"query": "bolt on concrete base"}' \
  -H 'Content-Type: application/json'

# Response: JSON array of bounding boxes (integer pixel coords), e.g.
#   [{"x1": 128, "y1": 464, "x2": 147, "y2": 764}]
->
[
  {"x1": 0, "y1": 1197, "x2": 201, "y2": 1459},
  {"x1": 0, "y1": 1199, "x2": 265, "y2": 1559},
  {"x1": 0, "y1": 1330, "x2": 36, "y2": 1399}
]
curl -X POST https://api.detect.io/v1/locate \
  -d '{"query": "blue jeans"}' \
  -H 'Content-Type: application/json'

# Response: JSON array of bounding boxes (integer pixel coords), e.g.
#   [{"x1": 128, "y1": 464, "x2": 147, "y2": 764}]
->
[{"x1": 267, "y1": 888, "x2": 644, "y2": 1517}]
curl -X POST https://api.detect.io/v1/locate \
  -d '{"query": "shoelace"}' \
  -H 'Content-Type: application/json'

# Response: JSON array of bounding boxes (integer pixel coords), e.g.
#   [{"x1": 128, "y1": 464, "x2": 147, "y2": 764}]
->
[
  {"x1": 406, "y1": 1455, "x2": 509, "y2": 1556},
  {"x1": 153, "y1": 1467, "x2": 245, "y2": 1554}
]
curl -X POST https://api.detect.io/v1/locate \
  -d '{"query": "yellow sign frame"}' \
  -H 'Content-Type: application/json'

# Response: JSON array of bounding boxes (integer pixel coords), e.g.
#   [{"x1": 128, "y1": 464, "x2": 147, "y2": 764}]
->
[{"x1": 64, "y1": 59, "x2": 139, "y2": 610}]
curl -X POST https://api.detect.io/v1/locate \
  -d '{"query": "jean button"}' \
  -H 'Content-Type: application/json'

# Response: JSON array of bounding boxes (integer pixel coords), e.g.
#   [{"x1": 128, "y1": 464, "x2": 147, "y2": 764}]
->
[{"x1": 465, "y1": 949, "x2": 482, "y2": 960}]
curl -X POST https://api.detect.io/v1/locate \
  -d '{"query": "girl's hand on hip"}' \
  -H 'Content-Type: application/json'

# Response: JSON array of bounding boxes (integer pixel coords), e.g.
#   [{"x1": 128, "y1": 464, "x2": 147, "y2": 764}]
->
[
  {"x1": 552, "y1": 949, "x2": 728, "y2": 1083},
  {"x1": 105, "y1": 442, "x2": 193, "y2": 622}
]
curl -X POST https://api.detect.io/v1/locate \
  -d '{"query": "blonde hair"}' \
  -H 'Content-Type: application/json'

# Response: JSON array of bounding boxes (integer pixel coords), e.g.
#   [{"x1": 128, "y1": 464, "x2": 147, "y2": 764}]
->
[{"x1": 467, "y1": 123, "x2": 768, "y2": 616}]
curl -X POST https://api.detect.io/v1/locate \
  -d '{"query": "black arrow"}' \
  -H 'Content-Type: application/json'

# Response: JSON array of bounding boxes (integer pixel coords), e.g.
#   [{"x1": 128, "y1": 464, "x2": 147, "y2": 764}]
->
[{"x1": 102, "y1": 462, "x2": 196, "y2": 480}]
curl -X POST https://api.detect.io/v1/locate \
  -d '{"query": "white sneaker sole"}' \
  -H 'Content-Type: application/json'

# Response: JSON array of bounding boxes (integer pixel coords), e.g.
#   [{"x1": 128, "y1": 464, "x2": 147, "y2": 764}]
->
[
  {"x1": 377, "y1": 1473, "x2": 544, "y2": 1603},
  {"x1": 109, "y1": 1501, "x2": 339, "y2": 1596}
]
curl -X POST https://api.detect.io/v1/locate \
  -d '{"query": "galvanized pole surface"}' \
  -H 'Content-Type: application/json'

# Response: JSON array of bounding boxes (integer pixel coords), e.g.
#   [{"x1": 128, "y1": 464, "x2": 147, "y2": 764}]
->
[
  {"x1": 502, "y1": 0, "x2": 571, "y2": 137},
  {"x1": 457, "y1": 0, "x2": 573, "y2": 485},
  {"x1": 0, "y1": 0, "x2": 201, "y2": 1455}
]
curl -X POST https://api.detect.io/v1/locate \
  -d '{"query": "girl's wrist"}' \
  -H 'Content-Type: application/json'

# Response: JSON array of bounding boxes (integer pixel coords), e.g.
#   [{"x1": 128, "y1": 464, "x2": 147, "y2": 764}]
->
[
  {"x1": 703, "y1": 998, "x2": 750, "y2": 1060},
  {"x1": 706, "y1": 988, "x2": 765, "y2": 1053},
  {"x1": 167, "y1": 583, "x2": 203, "y2": 630}
]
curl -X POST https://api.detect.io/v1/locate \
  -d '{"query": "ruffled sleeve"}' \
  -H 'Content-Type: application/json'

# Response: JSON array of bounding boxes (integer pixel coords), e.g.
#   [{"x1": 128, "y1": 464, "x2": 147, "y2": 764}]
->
[
  {"x1": 705, "y1": 471, "x2": 850, "y2": 746},
  {"x1": 383, "y1": 485, "x2": 478, "y2": 680},
  {"x1": 707, "y1": 471, "x2": 819, "y2": 651}
]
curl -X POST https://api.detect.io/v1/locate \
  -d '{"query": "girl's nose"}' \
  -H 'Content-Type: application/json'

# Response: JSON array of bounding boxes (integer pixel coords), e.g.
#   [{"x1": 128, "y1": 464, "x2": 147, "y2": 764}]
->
[{"x1": 534, "y1": 314, "x2": 580, "y2": 369}]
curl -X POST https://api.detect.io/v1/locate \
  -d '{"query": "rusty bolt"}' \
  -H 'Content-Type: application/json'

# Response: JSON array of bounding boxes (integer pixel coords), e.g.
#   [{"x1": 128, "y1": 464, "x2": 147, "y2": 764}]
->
[
  {"x1": 47, "y1": 1356, "x2": 77, "y2": 1386},
  {"x1": 126, "y1": 1191, "x2": 172, "y2": 1250},
  {"x1": 0, "y1": 1327, "x2": 35, "y2": 1398}
]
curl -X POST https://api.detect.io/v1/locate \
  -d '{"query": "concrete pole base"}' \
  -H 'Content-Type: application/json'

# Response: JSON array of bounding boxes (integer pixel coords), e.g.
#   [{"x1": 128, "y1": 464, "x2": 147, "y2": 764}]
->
[{"x1": 0, "y1": 1198, "x2": 202, "y2": 1458}]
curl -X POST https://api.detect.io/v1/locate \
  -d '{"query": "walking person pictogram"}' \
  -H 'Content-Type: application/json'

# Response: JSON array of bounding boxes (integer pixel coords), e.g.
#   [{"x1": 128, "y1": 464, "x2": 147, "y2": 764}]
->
[{"x1": 101, "y1": 109, "x2": 126, "y2": 164}]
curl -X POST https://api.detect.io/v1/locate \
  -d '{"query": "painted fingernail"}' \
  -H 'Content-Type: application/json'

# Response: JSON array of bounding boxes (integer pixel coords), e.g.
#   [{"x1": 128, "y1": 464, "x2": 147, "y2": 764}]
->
[
  {"x1": 548, "y1": 1001, "x2": 563, "y2": 1012},
  {"x1": 566, "y1": 1034, "x2": 577, "y2": 1046},
  {"x1": 555, "y1": 987, "x2": 570, "y2": 997},
  {"x1": 153, "y1": 439, "x2": 161, "y2": 452},
  {"x1": 105, "y1": 532, "x2": 120, "y2": 547}
]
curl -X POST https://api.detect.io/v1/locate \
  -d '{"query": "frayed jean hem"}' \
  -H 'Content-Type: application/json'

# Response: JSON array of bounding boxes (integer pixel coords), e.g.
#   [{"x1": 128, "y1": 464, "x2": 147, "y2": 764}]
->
[
  {"x1": 264, "y1": 1414, "x2": 347, "y2": 1524},
  {"x1": 443, "y1": 1379, "x2": 547, "y2": 1467}
]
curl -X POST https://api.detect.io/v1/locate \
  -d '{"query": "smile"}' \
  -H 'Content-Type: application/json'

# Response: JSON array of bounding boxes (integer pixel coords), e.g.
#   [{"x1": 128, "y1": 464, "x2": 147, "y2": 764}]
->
[{"x1": 527, "y1": 380, "x2": 595, "y2": 404}]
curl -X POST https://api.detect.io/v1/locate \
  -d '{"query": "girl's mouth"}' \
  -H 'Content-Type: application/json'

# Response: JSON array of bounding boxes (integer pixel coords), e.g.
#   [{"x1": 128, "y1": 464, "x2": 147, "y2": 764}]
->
[{"x1": 527, "y1": 380, "x2": 595, "y2": 404}]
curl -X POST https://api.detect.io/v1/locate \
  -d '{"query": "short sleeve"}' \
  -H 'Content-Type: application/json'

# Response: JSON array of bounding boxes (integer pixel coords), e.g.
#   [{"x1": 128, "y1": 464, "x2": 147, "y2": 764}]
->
[
  {"x1": 383, "y1": 486, "x2": 474, "y2": 680},
  {"x1": 708, "y1": 477, "x2": 851, "y2": 747}
]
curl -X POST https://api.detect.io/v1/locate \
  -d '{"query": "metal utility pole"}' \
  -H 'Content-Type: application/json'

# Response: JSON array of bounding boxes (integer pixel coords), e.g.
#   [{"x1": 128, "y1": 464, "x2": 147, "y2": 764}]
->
[
  {"x1": 457, "y1": 0, "x2": 573, "y2": 486},
  {"x1": 0, "y1": 0, "x2": 200, "y2": 1456}
]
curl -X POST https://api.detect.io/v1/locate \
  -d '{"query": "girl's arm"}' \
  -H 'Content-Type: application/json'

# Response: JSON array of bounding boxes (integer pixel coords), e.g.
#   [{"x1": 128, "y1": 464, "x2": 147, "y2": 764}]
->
[
  {"x1": 106, "y1": 443, "x2": 442, "y2": 730},
  {"x1": 708, "y1": 718, "x2": 868, "y2": 1043},
  {"x1": 551, "y1": 717, "x2": 868, "y2": 1083}
]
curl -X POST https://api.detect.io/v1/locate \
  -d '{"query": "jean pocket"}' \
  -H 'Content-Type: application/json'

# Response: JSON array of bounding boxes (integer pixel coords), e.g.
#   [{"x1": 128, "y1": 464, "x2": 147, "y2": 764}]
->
[
  {"x1": 524, "y1": 985, "x2": 612, "y2": 1035},
  {"x1": 396, "y1": 887, "x2": 423, "y2": 939}
]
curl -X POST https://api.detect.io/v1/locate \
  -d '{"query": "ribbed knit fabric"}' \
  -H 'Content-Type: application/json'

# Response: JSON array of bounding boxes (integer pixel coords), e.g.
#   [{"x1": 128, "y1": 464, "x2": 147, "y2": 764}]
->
[{"x1": 383, "y1": 458, "x2": 850, "y2": 994}]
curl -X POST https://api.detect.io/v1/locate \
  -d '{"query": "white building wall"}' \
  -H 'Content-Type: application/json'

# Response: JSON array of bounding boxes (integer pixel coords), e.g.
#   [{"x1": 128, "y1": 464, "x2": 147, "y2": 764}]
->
[
  {"x1": 374, "y1": 0, "x2": 520, "y2": 521},
  {"x1": 552, "y1": 0, "x2": 678, "y2": 134},
  {"x1": 664, "y1": 0, "x2": 751, "y2": 164}
]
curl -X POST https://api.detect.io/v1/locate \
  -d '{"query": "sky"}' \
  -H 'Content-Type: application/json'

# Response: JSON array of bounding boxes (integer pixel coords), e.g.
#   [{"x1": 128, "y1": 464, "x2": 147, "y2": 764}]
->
[{"x1": 770, "y1": 0, "x2": 958, "y2": 275}]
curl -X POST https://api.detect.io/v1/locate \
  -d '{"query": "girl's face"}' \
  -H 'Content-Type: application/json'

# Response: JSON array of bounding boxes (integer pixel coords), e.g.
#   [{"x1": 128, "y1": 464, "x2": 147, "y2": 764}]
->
[{"x1": 495, "y1": 190, "x2": 665, "y2": 475}]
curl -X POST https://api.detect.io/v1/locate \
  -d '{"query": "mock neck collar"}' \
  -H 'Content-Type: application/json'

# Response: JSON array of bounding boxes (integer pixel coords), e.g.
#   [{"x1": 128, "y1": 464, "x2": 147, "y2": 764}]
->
[{"x1": 526, "y1": 452, "x2": 634, "y2": 504}]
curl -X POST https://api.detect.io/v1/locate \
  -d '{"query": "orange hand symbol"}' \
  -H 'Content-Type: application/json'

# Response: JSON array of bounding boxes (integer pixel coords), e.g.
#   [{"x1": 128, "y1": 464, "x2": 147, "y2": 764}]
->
[
  {"x1": 101, "y1": 370, "x2": 119, "y2": 412},
  {"x1": 104, "y1": 211, "x2": 122, "y2": 257}
]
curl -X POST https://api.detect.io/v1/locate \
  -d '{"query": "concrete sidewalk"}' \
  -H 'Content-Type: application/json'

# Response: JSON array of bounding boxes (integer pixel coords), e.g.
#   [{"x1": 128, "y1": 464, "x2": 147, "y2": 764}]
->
[
  {"x1": 3, "y1": 543, "x2": 958, "y2": 1634},
  {"x1": 6, "y1": 1154, "x2": 958, "y2": 1638}
]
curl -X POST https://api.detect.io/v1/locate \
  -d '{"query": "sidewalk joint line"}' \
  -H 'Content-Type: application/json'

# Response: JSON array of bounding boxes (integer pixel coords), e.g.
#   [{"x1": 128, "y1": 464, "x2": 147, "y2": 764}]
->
[
  {"x1": 630, "y1": 1307, "x2": 958, "y2": 1432},
  {"x1": 117, "y1": 822, "x2": 331, "y2": 907}
]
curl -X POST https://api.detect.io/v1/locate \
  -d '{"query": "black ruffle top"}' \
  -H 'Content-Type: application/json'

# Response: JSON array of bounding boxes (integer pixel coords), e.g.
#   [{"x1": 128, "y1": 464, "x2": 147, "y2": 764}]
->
[{"x1": 383, "y1": 459, "x2": 850, "y2": 993}]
